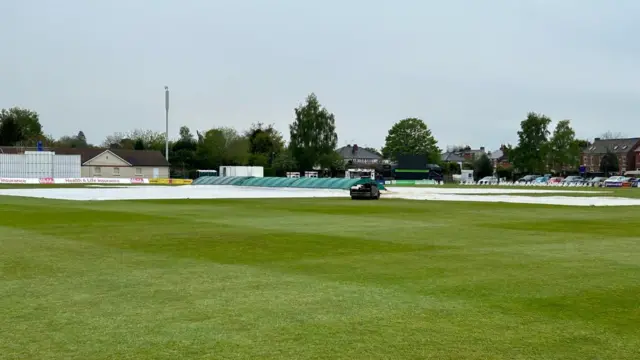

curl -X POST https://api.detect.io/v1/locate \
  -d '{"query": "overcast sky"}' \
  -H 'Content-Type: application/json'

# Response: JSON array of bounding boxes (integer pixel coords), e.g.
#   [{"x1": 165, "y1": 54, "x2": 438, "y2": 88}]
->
[{"x1": 2, "y1": 0, "x2": 639, "y2": 150}]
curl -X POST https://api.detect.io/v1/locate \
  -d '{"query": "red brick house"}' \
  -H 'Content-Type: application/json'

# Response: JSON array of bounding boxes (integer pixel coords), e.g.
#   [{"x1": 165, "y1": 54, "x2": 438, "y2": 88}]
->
[
  {"x1": 489, "y1": 145, "x2": 510, "y2": 168},
  {"x1": 581, "y1": 137, "x2": 640, "y2": 173}
]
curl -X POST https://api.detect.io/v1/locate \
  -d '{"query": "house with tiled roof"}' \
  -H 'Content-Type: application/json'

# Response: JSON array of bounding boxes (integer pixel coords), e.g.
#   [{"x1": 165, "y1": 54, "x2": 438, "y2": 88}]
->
[
  {"x1": 336, "y1": 144, "x2": 382, "y2": 165},
  {"x1": 581, "y1": 137, "x2": 640, "y2": 173}
]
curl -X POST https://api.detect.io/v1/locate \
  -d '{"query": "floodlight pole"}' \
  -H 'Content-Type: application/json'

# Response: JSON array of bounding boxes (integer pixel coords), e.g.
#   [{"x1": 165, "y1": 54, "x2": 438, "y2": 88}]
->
[{"x1": 164, "y1": 86, "x2": 169, "y2": 161}]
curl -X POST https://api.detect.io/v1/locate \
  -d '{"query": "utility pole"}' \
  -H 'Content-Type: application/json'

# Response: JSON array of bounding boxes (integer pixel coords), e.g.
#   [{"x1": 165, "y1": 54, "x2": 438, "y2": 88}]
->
[{"x1": 164, "y1": 86, "x2": 169, "y2": 161}]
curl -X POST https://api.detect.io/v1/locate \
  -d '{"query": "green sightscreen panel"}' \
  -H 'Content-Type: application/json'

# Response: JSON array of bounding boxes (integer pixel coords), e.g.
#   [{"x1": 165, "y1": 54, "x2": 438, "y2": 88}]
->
[{"x1": 394, "y1": 169, "x2": 430, "y2": 173}]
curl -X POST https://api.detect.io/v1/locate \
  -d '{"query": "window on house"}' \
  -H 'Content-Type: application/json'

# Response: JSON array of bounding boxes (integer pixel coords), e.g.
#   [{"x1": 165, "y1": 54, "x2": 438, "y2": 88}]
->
[
  {"x1": 135, "y1": 167, "x2": 142, "y2": 176},
  {"x1": 113, "y1": 167, "x2": 120, "y2": 176},
  {"x1": 622, "y1": 145, "x2": 628, "y2": 150},
  {"x1": 614, "y1": 146, "x2": 619, "y2": 150},
  {"x1": 94, "y1": 167, "x2": 101, "y2": 174}
]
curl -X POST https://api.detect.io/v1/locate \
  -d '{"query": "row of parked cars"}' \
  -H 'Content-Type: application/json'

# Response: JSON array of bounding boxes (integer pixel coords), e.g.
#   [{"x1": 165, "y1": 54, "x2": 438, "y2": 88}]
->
[{"x1": 477, "y1": 174, "x2": 639, "y2": 187}]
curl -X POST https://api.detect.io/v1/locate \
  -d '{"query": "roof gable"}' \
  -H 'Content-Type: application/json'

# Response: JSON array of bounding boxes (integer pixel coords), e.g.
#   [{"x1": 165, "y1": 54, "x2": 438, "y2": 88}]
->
[
  {"x1": 44, "y1": 148, "x2": 170, "y2": 166},
  {"x1": 83, "y1": 150, "x2": 132, "y2": 166},
  {"x1": 441, "y1": 152, "x2": 465, "y2": 162},
  {"x1": 583, "y1": 138, "x2": 640, "y2": 154},
  {"x1": 336, "y1": 145, "x2": 381, "y2": 160}
]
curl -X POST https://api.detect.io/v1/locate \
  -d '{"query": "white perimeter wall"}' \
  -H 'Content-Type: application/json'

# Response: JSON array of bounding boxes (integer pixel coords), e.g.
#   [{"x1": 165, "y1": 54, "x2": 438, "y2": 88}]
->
[{"x1": 0, "y1": 152, "x2": 81, "y2": 178}]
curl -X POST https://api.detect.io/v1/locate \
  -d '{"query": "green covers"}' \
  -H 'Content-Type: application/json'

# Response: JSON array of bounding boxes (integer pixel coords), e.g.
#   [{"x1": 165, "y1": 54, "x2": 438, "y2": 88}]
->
[{"x1": 191, "y1": 176, "x2": 386, "y2": 190}]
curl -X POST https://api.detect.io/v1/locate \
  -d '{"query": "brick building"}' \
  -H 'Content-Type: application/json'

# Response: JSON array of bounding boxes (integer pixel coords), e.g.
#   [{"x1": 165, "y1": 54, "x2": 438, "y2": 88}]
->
[{"x1": 581, "y1": 138, "x2": 640, "y2": 173}]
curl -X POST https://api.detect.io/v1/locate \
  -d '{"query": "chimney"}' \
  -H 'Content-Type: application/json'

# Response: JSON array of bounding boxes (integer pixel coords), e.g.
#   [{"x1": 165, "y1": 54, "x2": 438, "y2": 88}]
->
[
  {"x1": 480, "y1": 147, "x2": 485, "y2": 152},
  {"x1": 594, "y1": 138, "x2": 600, "y2": 141}
]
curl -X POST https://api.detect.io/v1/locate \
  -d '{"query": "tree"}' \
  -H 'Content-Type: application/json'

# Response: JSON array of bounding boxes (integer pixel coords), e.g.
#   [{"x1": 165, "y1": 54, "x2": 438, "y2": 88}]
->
[
  {"x1": 0, "y1": 107, "x2": 43, "y2": 144},
  {"x1": 272, "y1": 148, "x2": 298, "y2": 173},
  {"x1": 102, "y1": 132, "x2": 127, "y2": 148},
  {"x1": 574, "y1": 139, "x2": 590, "y2": 150},
  {"x1": 77, "y1": 131, "x2": 87, "y2": 144},
  {"x1": 318, "y1": 151, "x2": 345, "y2": 174},
  {"x1": 600, "y1": 150, "x2": 619, "y2": 176},
  {"x1": 196, "y1": 127, "x2": 249, "y2": 169},
  {"x1": 245, "y1": 122, "x2": 284, "y2": 166},
  {"x1": 382, "y1": 118, "x2": 440, "y2": 163},
  {"x1": 512, "y1": 112, "x2": 551, "y2": 174},
  {"x1": 289, "y1": 93, "x2": 338, "y2": 171},
  {"x1": 442, "y1": 162, "x2": 461, "y2": 175},
  {"x1": 496, "y1": 164, "x2": 514, "y2": 180},
  {"x1": 102, "y1": 129, "x2": 167, "y2": 152},
  {"x1": 548, "y1": 120, "x2": 580, "y2": 173},
  {"x1": 599, "y1": 131, "x2": 625, "y2": 140},
  {"x1": 170, "y1": 126, "x2": 199, "y2": 177},
  {"x1": 0, "y1": 117, "x2": 23, "y2": 146},
  {"x1": 134, "y1": 138, "x2": 145, "y2": 150},
  {"x1": 474, "y1": 153, "x2": 493, "y2": 180},
  {"x1": 179, "y1": 126, "x2": 193, "y2": 142}
]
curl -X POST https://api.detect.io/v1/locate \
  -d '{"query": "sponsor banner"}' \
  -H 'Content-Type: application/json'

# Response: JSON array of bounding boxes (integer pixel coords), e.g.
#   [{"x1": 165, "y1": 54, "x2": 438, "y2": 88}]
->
[
  {"x1": 148, "y1": 178, "x2": 192, "y2": 185},
  {"x1": 0, "y1": 178, "x2": 35, "y2": 184},
  {"x1": 0, "y1": 178, "x2": 150, "y2": 185},
  {"x1": 58, "y1": 178, "x2": 128, "y2": 184},
  {"x1": 394, "y1": 180, "x2": 416, "y2": 185},
  {"x1": 415, "y1": 179, "x2": 437, "y2": 185}
]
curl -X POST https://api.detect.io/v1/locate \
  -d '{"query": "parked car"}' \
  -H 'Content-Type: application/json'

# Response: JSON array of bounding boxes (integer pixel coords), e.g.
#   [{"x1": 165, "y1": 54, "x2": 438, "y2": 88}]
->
[
  {"x1": 604, "y1": 176, "x2": 627, "y2": 187},
  {"x1": 534, "y1": 175, "x2": 551, "y2": 184},
  {"x1": 516, "y1": 175, "x2": 540, "y2": 184},
  {"x1": 588, "y1": 177, "x2": 606, "y2": 187},
  {"x1": 562, "y1": 176, "x2": 586, "y2": 185},
  {"x1": 548, "y1": 177, "x2": 564, "y2": 184},
  {"x1": 477, "y1": 176, "x2": 498, "y2": 185}
]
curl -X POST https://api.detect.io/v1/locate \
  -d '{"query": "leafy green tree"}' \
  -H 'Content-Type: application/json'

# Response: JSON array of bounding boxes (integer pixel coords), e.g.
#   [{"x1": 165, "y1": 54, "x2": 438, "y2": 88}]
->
[
  {"x1": 170, "y1": 126, "x2": 199, "y2": 177},
  {"x1": 382, "y1": 118, "x2": 440, "y2": 163},
  {"x1": 496, "y1": 164, "x2": 514, "y2": 180},
  {"x1": 443, "y1": 162, "x2": 461, "y2": 175},
  {"x1": 318, "y1": 151, "x2": 345, "y2": 175},
  {"x1": 272, "y1": 148, "x2": 298, "y2": 173},
  {"x1": 548, "y1": 119, "x2": 579, "y2": 172},
  {"x1": 473, "y1": 153, "x2": 494, "y2": 180},
  {"x1": 289, "y1": 93, "x2": 338, "y2": 171},
  {"x1": 196, "y1": 127, "x2": 250, "y2": 169},
  {"x1": 600, "y1": 150, "x2": 619, "y2": 176},
  {"x1": 56, "y1": 133, "x2": 90, "y2": 148},
  {"x1": 574, "y1": 139, "x2": 590, "y2": 150},
  {"x1": 245, "y1": 122, "x2": 284, "y2": 166},
  {"x1": 103, "y1": 129, "x2": 167, "y2": 151},
  {"x1": 179, "y1": 126, "x2": 193, "y2": 142},
  {"x1": 0, "y1": 117, "x2": 23, "y2": 146},
  {"x1": 77, "y1": 131, "x2": 87, "y2": 144},
  {"x1": 0, "y1": 107, "x2": 43, "y2": 144},
  {"x1": 134, "y1": 138, "x2": 145, "y2": 150},
  {"x1": 512, "y1": 112, "x2": 551, "y2": 174}
]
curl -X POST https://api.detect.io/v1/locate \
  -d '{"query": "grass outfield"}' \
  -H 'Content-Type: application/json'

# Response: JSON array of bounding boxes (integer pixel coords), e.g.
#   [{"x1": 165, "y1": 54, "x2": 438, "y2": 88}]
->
[
  {"x1": 387, "y1": 185, "x2": 640, "y2": 198},
  {"x1": 1, "y1": 196, "x2": 639, "y2": 359}
]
